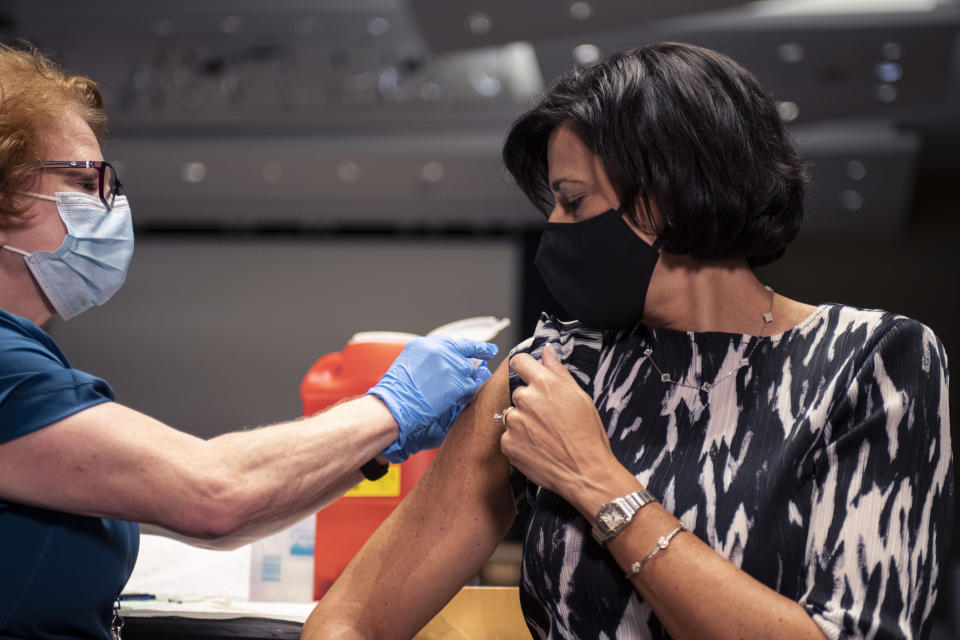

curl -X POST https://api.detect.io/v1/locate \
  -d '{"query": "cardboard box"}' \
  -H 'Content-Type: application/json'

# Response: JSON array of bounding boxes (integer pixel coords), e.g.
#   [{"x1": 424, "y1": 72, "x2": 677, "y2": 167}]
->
[{"x1": 414, "y1": 586, "x2": 530, "y2": 639}]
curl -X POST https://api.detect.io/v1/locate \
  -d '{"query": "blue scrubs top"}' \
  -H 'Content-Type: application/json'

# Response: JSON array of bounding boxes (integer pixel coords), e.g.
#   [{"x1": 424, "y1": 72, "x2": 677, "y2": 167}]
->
[{"x1": 0, "y1": 309, "x2": 139, "y2": 639}]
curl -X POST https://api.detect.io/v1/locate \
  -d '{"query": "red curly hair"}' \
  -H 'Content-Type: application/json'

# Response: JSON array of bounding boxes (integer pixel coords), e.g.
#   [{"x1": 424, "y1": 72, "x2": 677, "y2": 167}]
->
[{"x1": 0, "y1": 42, "x2": 106, "y2": 218}]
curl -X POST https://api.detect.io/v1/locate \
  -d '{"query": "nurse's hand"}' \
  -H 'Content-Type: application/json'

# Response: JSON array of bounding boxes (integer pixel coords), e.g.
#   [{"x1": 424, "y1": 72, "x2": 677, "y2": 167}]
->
[
  {"x1": 501, "y1": 344, "x2": 618, "y2": 505},
  {"x1": 368, "y1": 336, "x2": 497, "y2": 463}
]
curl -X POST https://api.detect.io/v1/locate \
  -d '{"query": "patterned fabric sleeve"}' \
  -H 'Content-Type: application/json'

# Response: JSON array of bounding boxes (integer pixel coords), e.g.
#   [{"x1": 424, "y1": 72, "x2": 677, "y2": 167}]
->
[
  {"x1": 800, "y1": 318, "x2": 952, "y2": 640},
  {"x1": 507, "y1": 314, "x2": 604, "y2": 513}
]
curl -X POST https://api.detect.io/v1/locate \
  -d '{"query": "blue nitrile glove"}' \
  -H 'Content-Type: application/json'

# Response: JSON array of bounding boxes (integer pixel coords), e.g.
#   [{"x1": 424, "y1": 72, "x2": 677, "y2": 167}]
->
[{"x1": 368, "y1": 336, "x2": 497, "y2": 463}]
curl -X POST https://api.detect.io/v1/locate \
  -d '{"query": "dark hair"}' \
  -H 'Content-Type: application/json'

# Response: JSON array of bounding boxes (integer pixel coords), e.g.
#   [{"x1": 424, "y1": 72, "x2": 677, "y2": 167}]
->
[{"x1": 502, "y1": 42, "x2": 807, "y2": 266}]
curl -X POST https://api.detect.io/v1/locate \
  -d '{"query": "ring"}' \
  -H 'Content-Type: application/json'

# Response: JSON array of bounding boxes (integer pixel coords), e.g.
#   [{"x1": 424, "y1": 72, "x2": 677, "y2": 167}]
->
[{"x1": 493, "y1": 406, "x2": 516, "y2": 429}]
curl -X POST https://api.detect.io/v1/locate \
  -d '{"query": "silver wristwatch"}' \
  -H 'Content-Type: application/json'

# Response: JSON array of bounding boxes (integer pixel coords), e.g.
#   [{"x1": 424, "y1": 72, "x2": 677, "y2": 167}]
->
[{"x1": 591, "y1": 489, "x2": 656, "y2": 544}]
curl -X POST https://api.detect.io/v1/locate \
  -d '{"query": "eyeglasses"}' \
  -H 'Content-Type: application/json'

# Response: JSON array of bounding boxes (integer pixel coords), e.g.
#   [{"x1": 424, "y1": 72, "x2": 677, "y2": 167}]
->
[{"x1": 41, "y1": 160, "x2": 124, "y2": 211}]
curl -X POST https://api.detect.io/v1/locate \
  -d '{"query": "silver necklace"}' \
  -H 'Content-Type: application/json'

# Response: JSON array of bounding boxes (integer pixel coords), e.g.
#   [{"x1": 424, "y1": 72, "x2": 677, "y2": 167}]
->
[{"x1": 643, "y1": 285, "x2": 774, "y2": 393}]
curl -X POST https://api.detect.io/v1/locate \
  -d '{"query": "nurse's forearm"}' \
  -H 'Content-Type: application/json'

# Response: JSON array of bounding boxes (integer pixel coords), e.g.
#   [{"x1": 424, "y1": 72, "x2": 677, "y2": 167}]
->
[
  {"x1": 143, "y1": 470, "x2": 362, "y2": 550},
  {"x1": 195, "y1": 395, "x2": 397, "y2": 542},
  {"x1": 0, "y1": 396, "x2": 396, "y2": 540}
]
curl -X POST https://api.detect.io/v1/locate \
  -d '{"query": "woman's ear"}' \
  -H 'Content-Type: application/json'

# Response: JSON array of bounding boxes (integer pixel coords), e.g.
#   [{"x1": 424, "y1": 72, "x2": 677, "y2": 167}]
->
[
  {"x1": 637, "y1": 193, "x2": 665, "y2": 228},
  {"x1": 624, "y1": 194, "x2": 662, "y2": 246}
]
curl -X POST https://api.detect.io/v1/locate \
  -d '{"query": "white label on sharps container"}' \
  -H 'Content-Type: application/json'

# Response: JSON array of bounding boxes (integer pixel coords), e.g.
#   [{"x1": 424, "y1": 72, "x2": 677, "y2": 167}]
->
[
  {"x1": 289, "y1": 520, "x2": 315, "y2": 557},
  {"x1": 261, "y1": 554, "x2": 282, "y2": 582}
]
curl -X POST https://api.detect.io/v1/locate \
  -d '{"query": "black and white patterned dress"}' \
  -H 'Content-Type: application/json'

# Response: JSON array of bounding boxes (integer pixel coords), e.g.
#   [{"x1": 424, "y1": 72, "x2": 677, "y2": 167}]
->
[{"x1": 508, "y1": 303, "x2": 952, "y2": 640}]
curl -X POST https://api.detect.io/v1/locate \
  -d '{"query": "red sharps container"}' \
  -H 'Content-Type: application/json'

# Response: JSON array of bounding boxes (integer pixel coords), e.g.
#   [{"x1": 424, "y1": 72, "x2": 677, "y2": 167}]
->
[{"x1": 300, "y1": 331, "x2": 437, "y2": 599}]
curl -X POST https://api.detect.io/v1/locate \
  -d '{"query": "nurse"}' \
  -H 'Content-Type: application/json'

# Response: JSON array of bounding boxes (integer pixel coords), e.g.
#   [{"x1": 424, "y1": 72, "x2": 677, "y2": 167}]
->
[{"x1": 0, "y1": 43, "x2": 496, "y2": 638}]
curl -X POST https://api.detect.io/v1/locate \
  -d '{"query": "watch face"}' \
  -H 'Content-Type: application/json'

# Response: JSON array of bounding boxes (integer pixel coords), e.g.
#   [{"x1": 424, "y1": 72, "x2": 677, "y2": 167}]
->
[{"x1": 598, "y1": 503, "x2": 628, "y2": 533}]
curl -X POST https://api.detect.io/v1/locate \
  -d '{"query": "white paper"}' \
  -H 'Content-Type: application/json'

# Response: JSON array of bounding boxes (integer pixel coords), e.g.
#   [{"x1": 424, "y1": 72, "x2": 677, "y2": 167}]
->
[{"x1": 124, "y1": 534, "x2": 252, "y2": 601}]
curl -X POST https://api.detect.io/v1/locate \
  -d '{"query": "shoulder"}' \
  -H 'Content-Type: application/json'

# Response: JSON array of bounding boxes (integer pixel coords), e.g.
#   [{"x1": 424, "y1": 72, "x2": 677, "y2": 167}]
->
[
  {"x1": 0, "y1": 308, "x2": 114, "y2": 444},
  {"x1": 510, "y1": 312, "x2": 604, "y2": 358},
  {"x1": 509, "y1": 313, "x2": 606, "y2": 396},
  {"x1": 813, "y1": 302, "x2": 904, "y2": 339},
  {"x1": 820, "y1": 305, "x2": 948, "y2": 439},
  {"x1": 820, "y1": 303, "x2": 945, "y2": 371},
  {"x1": 861, "y1": 313, "x2": 947, "y2": 396},
  {"x1": 0, "y1": 309, "x2": 69, "y2": 374},
  {"x1": 802, "y1": 303, "x2": 944, "y2": 368},
  {"x1": 0, "y1": 308, "x2": 46, "y2": 342}
]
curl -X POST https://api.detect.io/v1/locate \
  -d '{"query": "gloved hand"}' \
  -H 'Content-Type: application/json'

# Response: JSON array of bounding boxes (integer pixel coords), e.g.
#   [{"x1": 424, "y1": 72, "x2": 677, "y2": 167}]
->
[{"x1": 368, "y1": 336, "x2": 498, "y2": 463}]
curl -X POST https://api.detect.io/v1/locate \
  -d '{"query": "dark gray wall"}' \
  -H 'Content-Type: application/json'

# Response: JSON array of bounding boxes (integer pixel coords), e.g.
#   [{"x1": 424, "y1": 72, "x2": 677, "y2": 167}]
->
[{"x1": 48, "y1": 237, "x2": 519, "y2": 438}]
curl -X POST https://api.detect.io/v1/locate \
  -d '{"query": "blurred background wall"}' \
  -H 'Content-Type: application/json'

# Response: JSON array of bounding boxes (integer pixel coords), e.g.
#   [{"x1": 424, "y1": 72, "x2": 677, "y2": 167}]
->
[{"x1": 3, "y1": 0, "x2": 957, "y2": 633}]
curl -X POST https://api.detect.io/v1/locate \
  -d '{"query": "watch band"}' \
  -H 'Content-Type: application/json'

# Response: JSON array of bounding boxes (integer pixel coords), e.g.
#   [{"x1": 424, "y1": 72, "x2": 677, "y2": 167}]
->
[
  {"x1": 359, "y1": 458, "x2": 389, "y2": 481},
  {"x1": 620, "y1": 490, "x2": 654, "y2": 512},
  {"x1": 591, "y1": 488, "x2": 657, "y2": 544}
]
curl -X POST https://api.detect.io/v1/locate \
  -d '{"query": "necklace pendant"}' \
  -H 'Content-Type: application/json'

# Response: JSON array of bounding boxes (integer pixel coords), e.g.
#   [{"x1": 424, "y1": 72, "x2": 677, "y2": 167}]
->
[
  {"x1": 110, "y1": 599, "x2": 124, "y2": 640},
  {"x1": 644, "y1": 284, "x2": 773, "y2": 397}
]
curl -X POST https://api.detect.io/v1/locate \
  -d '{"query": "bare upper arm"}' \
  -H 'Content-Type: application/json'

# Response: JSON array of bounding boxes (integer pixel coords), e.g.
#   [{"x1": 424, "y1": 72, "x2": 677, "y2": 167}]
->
[
  {"x1": 0, "y1": 401, "x2": 219, "y2": 530},
  {"x1": 303, "y1": 359, "x2": 516, "y2": 639}
]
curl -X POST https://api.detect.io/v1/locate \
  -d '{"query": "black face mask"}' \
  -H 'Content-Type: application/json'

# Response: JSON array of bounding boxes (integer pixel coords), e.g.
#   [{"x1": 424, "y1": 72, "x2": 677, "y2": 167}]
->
[{"x1": 534, "y1": 209, "x2": 661, "y2": 330}]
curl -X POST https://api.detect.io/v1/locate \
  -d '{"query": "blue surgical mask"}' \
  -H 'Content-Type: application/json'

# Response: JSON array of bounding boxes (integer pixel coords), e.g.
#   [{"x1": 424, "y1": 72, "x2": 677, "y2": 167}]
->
[{"x1": 1, "y1": 191, "x2": 134, "y2": 321}]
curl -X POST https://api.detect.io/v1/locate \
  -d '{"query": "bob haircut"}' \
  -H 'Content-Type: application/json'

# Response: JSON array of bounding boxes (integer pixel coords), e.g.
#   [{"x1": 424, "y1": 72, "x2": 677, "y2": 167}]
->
[
  {"x1": 0, "y1": 42, "x2": 106, "y2": 219},
  {"x1": 502, "y1": 42, "x2": 807, "y2": 266}
]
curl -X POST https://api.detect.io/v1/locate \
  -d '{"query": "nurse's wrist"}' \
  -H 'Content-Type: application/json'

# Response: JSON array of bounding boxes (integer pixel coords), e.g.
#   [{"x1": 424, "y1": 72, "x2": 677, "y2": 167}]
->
[
  {"x1": 356, "y1": 394, "x2": 400, "y2": 437},
  {"x1": 321, "y1": 394, "x2": 399, "y2": 462}
]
